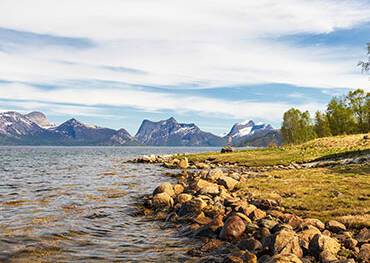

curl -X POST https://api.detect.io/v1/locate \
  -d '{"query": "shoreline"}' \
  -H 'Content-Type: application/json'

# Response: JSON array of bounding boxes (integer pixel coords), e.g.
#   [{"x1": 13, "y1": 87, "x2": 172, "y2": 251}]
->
[{"x1": 133, "y1": 151, "x2": 370, "y2": 262}]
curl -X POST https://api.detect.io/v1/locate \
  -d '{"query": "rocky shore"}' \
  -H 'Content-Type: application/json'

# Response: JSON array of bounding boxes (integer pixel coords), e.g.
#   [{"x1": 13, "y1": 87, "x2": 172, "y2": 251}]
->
[{"x1": 133, "y1": 155, "x2": 369, "y2": 263}]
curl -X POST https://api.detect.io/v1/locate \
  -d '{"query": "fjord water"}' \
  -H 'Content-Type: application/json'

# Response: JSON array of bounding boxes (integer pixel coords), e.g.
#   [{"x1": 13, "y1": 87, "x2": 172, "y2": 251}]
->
[{"x1": 0, "y1": 146, "x2": 216, "y2": 262}]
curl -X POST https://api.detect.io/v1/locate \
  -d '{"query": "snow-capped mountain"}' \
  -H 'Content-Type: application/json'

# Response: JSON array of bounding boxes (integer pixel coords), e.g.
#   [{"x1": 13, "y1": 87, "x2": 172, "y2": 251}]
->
[
  {"x1": 225, "y1": 120, "x2": 281, "y2": 147},
  {"x1": 227, "y1": 120, "x2": 273, "y2": 138},
  {"x1": 25, "y1": 111, "x2": 55, "y2": 129},
  {"x1": 0, "y1": 111, "x2": 137, "y2": 146},
  {"x1": 0, "y1": 111, "x2": 44, "y2": 138},
  {"x1": 135, "y1": 117, "x2": 225, "y2": 146}
]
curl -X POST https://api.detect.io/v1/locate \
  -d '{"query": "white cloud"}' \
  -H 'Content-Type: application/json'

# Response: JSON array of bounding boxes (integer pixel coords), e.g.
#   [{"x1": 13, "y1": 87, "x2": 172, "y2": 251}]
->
[{"x1": 0, "y1": 82, "x2": 326, "y2": 122}]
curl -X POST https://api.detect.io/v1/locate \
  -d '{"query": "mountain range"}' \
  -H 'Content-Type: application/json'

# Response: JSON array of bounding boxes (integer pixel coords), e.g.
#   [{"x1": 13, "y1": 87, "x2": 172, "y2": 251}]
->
[{"x1": 0, "y1": 111, "x2": 281, "y2": 147}]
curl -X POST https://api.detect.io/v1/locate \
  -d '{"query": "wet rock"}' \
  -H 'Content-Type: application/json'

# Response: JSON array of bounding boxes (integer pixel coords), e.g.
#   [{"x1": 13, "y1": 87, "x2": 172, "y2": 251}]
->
[
  {"x1": 270, "y1": 229, "x2": 303, "y2": 257},
  {"x1": 263, "y1": 253, "x2": 303, "y2": 263},
  {"x1": 178, "y1": 157, "x2": 189, "y2": 169},
  {"x1": 176, "y1": 193, "x2": 193, "y2": 204},
  {"x1": 219, "y1": 215, "x2": 246, "y2": 241},
  {"x1": 152, "y1": 193, "x2": 174, "y2": 209},
  {"x1": 298, "y1": 226, "x2": 321, "y2": 250},
  {"x1": 309, "y1": 234, "x2": 340, "y2": 259},
  {"x1": 218, "y1": 176, "x2": 239, "y2": 191},
  {"x1": 303, "y1": 218, "x2": 325, "y2": 231},
  {"x1": 238, "y1": 237, "x2": 262, "y2": 252},
  {"x1": 326, "y1": 220, "x2": 346, "y2": 233},
  {"x1": 358, "y1": 243, "x2": 370, "y2": 263},
  {"x1": 173, "y1": 184, "x2": 185, "y2": 195},
  {"x1": 249, "y1": 209, "x2": 267, "y2": 221},
  {"x1": 153, "y1": 182, "x2": 175, "y2": 197},
  {"x1": 178, "y1": 197, "x2": 207, "y2": 217},
  {"x1": 195, "y1": 179, "x2": 220, "y2": 195}
]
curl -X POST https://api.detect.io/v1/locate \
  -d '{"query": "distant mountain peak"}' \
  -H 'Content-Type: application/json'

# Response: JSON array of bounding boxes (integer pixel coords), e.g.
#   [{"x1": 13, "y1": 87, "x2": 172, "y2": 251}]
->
[
  {"x1": 227, "y1": 120, "x2": 274, "y2": 139},
  {"x1": 25, "y1": 111, "x2": 55, "y2": 129}
]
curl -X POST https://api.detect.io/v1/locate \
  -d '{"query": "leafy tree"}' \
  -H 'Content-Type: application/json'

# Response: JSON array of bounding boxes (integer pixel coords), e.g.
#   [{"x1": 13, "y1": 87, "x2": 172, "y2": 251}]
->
[
  {"x1": 358, "y1": 43, "x2": 370, "y2": 73},
  {"x1": 346, "y1": 89, "x2": 369, "y2": 133},
  {"x1": 281, "y1": 108, "x2": 316, "y2": 144},
  {"x1": 314, "y1": 111, "x2": 331, "y2": 137},
  {"x1": 326, "y1": 97, "x2": 356, "y2": 135}
]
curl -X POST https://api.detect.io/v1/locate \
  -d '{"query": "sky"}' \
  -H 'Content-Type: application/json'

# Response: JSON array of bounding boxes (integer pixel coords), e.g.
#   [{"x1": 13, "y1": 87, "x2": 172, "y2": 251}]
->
[{"x1": 0, "y1": 0, "x2": 369, "y2": 136}]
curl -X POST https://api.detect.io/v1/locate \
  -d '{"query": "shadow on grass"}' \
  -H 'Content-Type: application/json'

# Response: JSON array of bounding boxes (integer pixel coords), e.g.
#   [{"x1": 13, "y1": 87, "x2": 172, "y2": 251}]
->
[{"x1": 312, "y1": 148, "x2": 370, "y2": 162}]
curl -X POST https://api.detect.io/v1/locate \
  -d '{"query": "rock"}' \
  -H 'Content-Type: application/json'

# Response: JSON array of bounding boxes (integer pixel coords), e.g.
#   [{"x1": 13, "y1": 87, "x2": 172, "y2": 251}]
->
[
  {"x1": 153, "y1": 182, "x2": 175, "y2": 197},
  {"x1": 243, "y1": 251, "x2": 258, "y2": 263},
  {"x1": 303, "y1": 218, "x2": 325, "y2": 231},
  {"x1": 206, "y1": 168, "x2": 224, "y2": 181},
  {"x1": 238, "y1": 237, "x2": 262, "y2": 252},
  {"x1": 195, "y1": 162, "x2": 210, "y2": 169},
  {"x1": 173, "y1": 184, "x2": 185, "y2": 195},
  {"x1": 176, "y1": 193, "x2": 193, "y2": 204},
  {"x1": 309, "y1": 234, "x2": 340, "y2": 259},
  {"x1": 235, "y1": 212, "x2": 252, "y2": 224},
  {"x1": 320, "y1": 250, "x2": 338, "y2": 262},
  {"x1": 249, "y1": 208, "x2": 266, "y2": 221},
  {"x1": 284, "y1": 214, "x2": 303, "y2": 229},
  {"x1": 356, "y1": 227, "x2": 370, "y2": 243},
  {"x1": 343, "y1": 237, "x2": 358, "y2": 249},
  {"x1": 223, "y1": 255, "x2": 244, "y2": 263},
  {"x1": 218, "y1": 176, "x2": 239, "y2": 191},
  {"x1": 326, "y1": 220, "x2": 346, "y2": 233},
  {"x1": 219, "y1": 215, "x2": 246, "y2": 241},
  {"x1": 152, "y1": 193, "x2": 174, "y2": 209},
  {"x1": 298, "y1": 226, "x2": 321, "y2": 250},
  {"x1": 195, "y1": 179, "x2": 219, "y2": 195},
  {"x1": 358, "y1": 243, "x2": 370, "y2": 263},
  {"x1": 193, "y1": 212, "x2": 212, "y2": 225},
  {"x1": 178, "y1": 197, "x2": 207, "y2": 217},
  {"x1": 264, "y1": 254, "x2": 303, "y2": 263},
  {"x1": 221, "y1": 146, "x2": 234, "y2": 153},
  {"x1": 259, "y1": 219, "x2": 279, "y2": 230},
  {"x1": 178, "y1": 157, "x2": 189, "y2": 169},
  {"x1": 270, "y1": 229, "x2": 303, "y2": 257}
]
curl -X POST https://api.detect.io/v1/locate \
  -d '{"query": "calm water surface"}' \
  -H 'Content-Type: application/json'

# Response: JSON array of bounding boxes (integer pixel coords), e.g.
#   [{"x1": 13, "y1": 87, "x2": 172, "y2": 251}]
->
[{"x1": 0, "y1": 146, "x2": 217, "y2": 262}]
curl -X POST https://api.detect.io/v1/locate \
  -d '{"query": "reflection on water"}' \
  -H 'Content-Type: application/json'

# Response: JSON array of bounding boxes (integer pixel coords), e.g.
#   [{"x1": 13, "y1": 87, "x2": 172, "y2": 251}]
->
[{"x1": 0, "y1": 146, "x2": 216, "y2": 262}]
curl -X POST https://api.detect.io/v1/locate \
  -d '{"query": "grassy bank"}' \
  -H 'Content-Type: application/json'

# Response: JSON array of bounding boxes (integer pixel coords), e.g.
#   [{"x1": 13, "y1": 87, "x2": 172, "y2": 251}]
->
[
  {"x1": 187, "y1": 133, "x2": 370, "y2": 166},
  {"x1": 186, "y1": 133, "x2": 370, "y2": 227}
]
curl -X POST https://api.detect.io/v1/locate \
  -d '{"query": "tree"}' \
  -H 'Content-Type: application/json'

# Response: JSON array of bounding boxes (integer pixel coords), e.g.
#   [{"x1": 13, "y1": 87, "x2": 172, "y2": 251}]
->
[
  {"x1": 358, "y1": 43, "x2": 370, "y2": 73},
  {"x1": 314, "y1": 111, "x2": 331, "y2": 137},
  {"x1": 281, "y1": 108, "x2": 316, "y2": 144},
  {"x1": 346, "y1": 89, "x2": 368, "y2": 133},
  {"x1": 326, "y1": 97, "x2": 356, "y2": 135}
]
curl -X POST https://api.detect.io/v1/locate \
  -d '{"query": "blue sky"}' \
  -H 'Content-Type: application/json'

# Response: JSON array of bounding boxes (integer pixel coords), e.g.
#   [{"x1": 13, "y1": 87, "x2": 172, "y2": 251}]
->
[{"x1": 0, "y1": 0, "x2": 369, "y2": 135}]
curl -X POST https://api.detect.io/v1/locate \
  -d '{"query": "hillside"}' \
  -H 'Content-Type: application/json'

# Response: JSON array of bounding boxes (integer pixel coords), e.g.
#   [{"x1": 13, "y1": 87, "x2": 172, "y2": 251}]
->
[{"x1": 186, "y1": 133, "x2": 370, "y2": 166}]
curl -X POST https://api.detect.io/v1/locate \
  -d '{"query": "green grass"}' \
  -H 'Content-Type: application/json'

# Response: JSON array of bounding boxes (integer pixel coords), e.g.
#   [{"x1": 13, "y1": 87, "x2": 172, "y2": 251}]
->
[
  {"x1": 235, "y1": 164, "x2": 370, "y2": 228},
  {"x1": 187, "y1": 134, "x2": 370, "y2": 167}
]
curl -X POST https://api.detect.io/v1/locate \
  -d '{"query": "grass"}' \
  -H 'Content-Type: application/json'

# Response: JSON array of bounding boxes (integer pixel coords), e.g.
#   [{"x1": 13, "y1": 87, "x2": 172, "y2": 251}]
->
[
  {"x1": 186, "y1": 133, "x2": 370, "y2": 167},
  {"x1": 235, "y1": 163, "x2": 370, "y2": 228}
]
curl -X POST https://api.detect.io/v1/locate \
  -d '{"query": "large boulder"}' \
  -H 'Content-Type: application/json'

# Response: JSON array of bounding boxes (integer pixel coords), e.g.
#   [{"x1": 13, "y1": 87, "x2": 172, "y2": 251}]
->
[
  {"x1": 194, "y1": 179, "x2": 219, "y2": 195},
  {"x1": 309, "y1": 234, "x2": 341, "y2": 260},
  {"x1": 153, "y1": 182, "x2": 175, "y2": 197},
  {"x1": 178, "y1": 158, "x2": 189, "y2": 169},
  {"x1": 298, "y1": 226, "x2": 321, "y2": 250},
  {"x1": 152, "y1": 193, "x2": 174, "y2": 209},
  {"x1": 326, "y1": 220, "x2": 346, "y2": 233},
  {"x1": 219, "y1": 215, "x2": 246, "y2": 241},
  {"x1": 218, "y1": 176, "x2": 239, "y2": 191},
  {"x1": 270, "y1": 229, "x2": 303, "y2": 257}
]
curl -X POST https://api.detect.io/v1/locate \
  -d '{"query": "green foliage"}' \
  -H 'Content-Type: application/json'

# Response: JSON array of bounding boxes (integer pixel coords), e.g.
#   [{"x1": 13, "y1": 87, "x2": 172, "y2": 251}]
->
[
  {"x1": 314, "y1": 111, "x2": 331, "y2": 137},
  {"x1": 281, "y1": 108, "x2": 316, "y2": 144},
  {"x1": 326, "y1": 96, "x2": 357, "y2": 135},
  {"x1": 346, "y1": 89, "x2": 369, "y2": 133}
]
